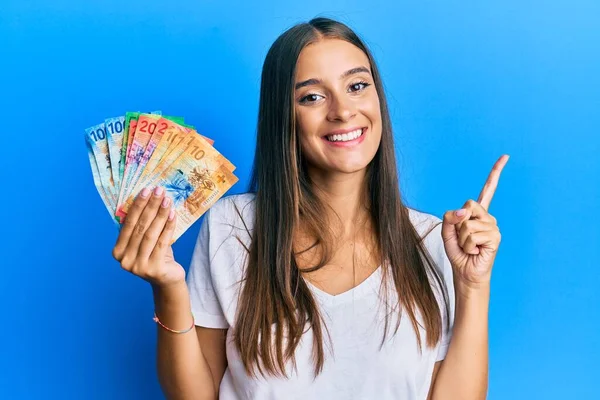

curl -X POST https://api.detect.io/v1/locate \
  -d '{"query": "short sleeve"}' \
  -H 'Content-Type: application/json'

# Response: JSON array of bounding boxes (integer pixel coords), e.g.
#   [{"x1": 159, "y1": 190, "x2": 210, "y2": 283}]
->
[
  {"x1": 186, "y1": 208, "x2": 230, "y2": 329},
  {"x1": 431, "y1": 221, "x2": 456, "y2": 362}
]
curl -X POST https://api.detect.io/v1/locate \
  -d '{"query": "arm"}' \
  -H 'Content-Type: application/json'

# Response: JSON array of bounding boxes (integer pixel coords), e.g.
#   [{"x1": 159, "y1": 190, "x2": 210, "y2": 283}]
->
[
  {"x1": 431, "y1": 154, "x2": 507, "y2": 399},
  {"x1": 196, "y1": 326, "x2": 228, "y2": 396},
  {"x1": 112, "y1": 190, "x2": 223, "y2": 400},
  {"x1": 154, "y1": 283, "x2": 226, "y2": 400},
  {"x1": 429, "y1": 283, "x2": 489, "y2": 400},
  {"x1": 427, "y1": 362, "x2": 442, "y2": 400},
  {"x1": 112, "y1": 189, "x2": 229, "y2": 399}
]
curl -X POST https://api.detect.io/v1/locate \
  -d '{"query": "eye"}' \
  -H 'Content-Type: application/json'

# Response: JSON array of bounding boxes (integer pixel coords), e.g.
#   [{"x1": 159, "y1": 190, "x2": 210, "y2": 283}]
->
[
  {"x1": 298, "y1": 81, "x2": 371, "y2": 105},
  {"x1": 349, "y1": 81, "x2": 370, "y2": 92},
  {"x1": 299, "y1": 93, "x2": 324, "y2": 105}
]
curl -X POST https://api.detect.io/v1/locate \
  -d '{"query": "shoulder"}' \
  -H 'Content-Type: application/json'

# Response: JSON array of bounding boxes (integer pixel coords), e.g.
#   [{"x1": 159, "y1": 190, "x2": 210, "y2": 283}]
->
[
  {"x1": 187, "y1": 196, "x2": 257, "y2": 329},
  {"x1": 205, "y1": 192, "x2": 256, "y2": 228},
  {"x1": 405, "y1": 206, "x2": 448, "y2": 275},
  {"x1": 406, "y1": 206, "x2": 443, "y2": 240},
  {"x1": 197, "y1": 193, "x2": 257, "y2": 254},
  {"x1": 209, "y1": 192, "x2": 256, "y2": 216}
]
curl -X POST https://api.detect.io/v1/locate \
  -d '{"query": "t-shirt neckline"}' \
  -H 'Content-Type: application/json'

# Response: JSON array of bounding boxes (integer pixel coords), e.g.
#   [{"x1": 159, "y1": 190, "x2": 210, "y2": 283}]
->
[{"x1": 303, "y1": 265, "x2": 383, "y2": 306}]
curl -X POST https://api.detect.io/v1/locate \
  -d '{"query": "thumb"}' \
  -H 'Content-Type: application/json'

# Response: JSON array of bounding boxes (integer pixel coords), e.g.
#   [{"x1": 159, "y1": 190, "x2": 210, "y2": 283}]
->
[{"x1": 441, "y1": 209, "x2": 470, "y2": 252}]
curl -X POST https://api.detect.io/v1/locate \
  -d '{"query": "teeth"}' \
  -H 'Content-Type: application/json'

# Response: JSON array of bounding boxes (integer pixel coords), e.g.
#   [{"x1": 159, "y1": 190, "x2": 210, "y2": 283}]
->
[{"x1": 327, "y1": 128, "x2": 363, "y2": 142}]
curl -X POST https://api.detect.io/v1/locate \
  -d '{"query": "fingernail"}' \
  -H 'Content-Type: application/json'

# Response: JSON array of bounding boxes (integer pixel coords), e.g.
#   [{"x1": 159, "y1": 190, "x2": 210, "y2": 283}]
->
[
  {"x1": 455, "y1": 209, "x2": 466, "y2": 217},
  {"x1": 168, "y1": 210, "x2": 175, "y2": 221},
  {"x1": 161, "y1": 196, "x2": 170, "y2": 208},
  {"x1": 154, "y1": 186, "x2": 164, "y2": 196},
  {"x1": 140, "y1": 188, "x2": 151, "y2": 198}
]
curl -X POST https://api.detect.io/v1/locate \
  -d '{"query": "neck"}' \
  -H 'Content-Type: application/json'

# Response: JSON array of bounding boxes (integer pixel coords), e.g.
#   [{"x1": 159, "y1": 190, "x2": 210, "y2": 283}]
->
[{"x1": 307, "y1": 165, "x2": 370, "y2": 237}]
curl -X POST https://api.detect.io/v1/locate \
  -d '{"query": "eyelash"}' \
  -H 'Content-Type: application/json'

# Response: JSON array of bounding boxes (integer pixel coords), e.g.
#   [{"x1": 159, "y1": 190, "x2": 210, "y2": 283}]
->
[{"x1": 299, "y1": 81, "x2": 371, "y2": 104}]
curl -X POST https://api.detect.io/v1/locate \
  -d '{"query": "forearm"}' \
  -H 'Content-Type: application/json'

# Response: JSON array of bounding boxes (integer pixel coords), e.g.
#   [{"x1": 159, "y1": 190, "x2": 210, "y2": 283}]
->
[
  {"x1": 431, "y1": 282, "x2": 490, "y2": 400},
  {"x1": 153, "y1": 282, "x2": 216, "y2": 400}
]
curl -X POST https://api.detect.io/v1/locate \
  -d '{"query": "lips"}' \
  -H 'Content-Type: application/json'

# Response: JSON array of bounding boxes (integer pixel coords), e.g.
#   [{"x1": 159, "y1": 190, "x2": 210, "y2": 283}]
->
[
  {"x1": 326, "y1": 126, "x2": 364, "y2": 135},
  {"x1": 323, "y1": 126, "x2": 366, "y2": 137},
  {"x1": 323, "y1": 126, "x2": 367, "y2": 142},
  {"x1": 321, "y1": 127, "x2": 368, "y2": 147},
  {"x1": 325, "y1": 128, "x2": 363, "y2": 142}
]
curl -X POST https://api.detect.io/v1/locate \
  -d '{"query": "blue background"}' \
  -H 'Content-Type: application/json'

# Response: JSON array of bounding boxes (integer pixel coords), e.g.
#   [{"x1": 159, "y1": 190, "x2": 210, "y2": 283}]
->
[{"x1": 1, "y1": 0, "x2": 598, "y2": 398}]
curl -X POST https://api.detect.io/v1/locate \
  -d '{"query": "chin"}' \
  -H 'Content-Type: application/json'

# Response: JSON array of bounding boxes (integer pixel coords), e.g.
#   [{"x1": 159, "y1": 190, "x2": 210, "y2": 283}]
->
[
  {"x1": 329, "y1": 160, "x2": 373, "y2": 174},
  {"x1": 321, "y1": 144, "x2": 380, "y2": 175},
  {"x1": 303, "y1": 145, "x2": 379, "y2": 176}
]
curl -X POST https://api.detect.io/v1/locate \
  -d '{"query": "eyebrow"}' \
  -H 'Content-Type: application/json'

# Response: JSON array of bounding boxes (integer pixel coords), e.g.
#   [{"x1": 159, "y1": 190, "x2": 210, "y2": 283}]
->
[{"x1": 294, "y1": 66, "x2": 371, "y2": 90}]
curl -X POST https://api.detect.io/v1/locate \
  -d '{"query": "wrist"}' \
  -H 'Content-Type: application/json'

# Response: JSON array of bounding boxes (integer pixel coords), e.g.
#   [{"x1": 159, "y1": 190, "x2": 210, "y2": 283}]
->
[
  {"x1": 152, "y1": 280, "x2": 191, "y2": 313},
  {"x1": 152, "y1": 281, "x2": 194, "y2": 332},
  {"x1": 452, "y1": 281, "x2": 490, "y2": 328},
  {"x1": 152, "y1": 279, "x2": 188, "y2": 297},
  {"x1": 454, "y1": 280, "x2": 491, "y2": 303}
]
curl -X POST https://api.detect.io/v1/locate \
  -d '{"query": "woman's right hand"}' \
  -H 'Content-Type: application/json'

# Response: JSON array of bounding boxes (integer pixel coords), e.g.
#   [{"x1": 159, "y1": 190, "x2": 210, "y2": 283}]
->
[{"x1": 112, "y1": 186, "x2": 185, "y2": 289}]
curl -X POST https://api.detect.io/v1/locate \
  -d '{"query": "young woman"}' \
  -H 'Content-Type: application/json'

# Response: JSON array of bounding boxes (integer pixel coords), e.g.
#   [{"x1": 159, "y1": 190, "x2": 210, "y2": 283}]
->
[{"x1": 112, "y1": 17, "x2": 508, "y2": 400}]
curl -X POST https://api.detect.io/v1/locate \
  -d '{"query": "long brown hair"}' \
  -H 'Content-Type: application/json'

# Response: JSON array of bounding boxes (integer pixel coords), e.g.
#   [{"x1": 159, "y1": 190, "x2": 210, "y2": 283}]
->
[{"x1": 233, "y1": 16, "x2": 450, "y2": 379}]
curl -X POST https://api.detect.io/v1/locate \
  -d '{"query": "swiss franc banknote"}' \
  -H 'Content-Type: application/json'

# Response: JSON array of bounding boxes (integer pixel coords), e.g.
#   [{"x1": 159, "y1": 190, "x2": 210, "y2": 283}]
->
[{"x1": 84, "y1": 111, "x2": 237, "y2": 241}]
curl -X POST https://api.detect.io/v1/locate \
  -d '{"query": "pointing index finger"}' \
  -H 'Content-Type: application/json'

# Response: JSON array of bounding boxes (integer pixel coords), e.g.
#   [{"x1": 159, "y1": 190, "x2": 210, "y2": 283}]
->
[{"x1": 477, "y1": 154, "x2": 510, "y2": 211}]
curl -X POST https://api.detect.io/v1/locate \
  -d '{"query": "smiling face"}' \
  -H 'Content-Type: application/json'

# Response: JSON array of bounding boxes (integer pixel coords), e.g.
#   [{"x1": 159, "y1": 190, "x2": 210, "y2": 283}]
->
[{"x1": 294, "y1": 38, "x2": 382, "y2": 176}]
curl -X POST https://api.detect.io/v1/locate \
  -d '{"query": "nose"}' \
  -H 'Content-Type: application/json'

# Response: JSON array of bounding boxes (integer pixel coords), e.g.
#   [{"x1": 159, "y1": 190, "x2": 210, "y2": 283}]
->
[{"x1": 326, "y1": 94, "x2": 356, "y2": 122}]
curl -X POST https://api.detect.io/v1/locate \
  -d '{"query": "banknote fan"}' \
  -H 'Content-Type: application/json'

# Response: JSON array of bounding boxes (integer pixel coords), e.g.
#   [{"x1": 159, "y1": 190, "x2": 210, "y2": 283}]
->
[{"x1": 84, "y1": 111, "x2": 238, "y2": 242}]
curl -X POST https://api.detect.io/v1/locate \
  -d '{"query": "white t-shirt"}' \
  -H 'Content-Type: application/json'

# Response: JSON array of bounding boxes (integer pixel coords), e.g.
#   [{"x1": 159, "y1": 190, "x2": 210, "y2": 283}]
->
[{"x1": 187, "y1": 193, "x2": 455, "y2": 400}]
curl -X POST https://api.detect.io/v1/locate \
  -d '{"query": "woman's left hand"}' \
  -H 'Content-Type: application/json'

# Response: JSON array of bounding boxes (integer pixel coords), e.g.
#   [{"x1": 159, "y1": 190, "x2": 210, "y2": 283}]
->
[{"x1": 441, "y1": 155, "x2": 510, "y2": 291}]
